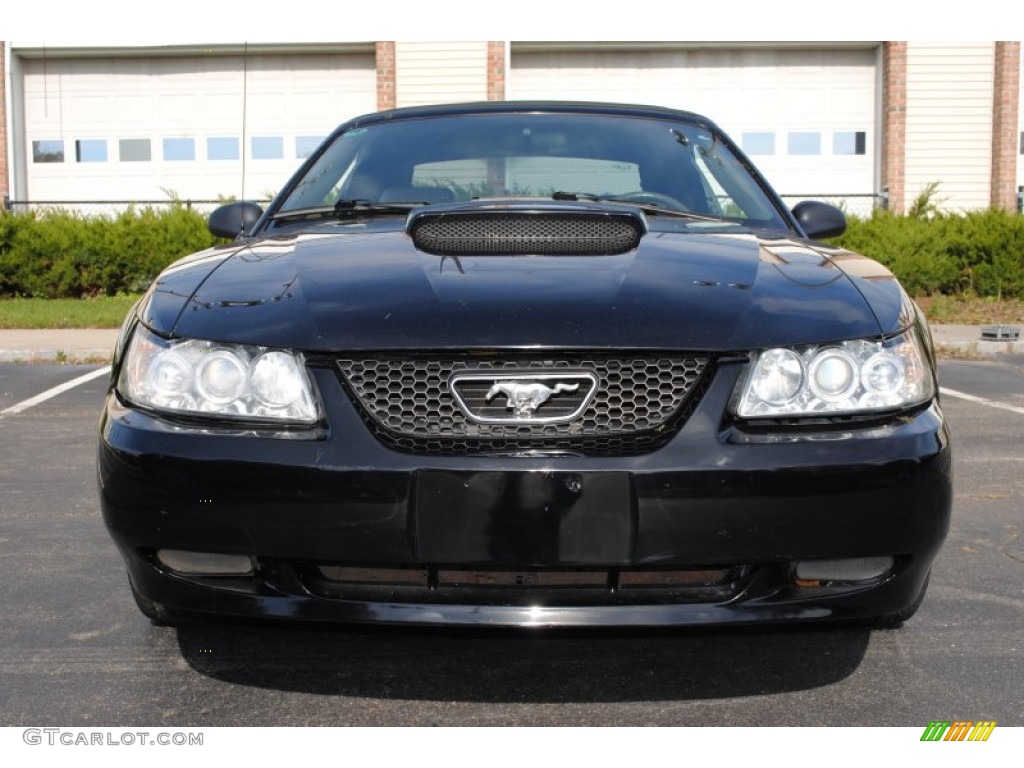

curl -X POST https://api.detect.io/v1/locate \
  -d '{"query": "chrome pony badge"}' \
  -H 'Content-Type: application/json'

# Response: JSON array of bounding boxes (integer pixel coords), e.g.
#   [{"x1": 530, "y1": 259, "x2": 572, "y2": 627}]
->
[
  {"x1": 449, "y1": 371, "x2": 598, "y2": 424},
  {"x1": 486, "y1": 380, "x2": 578, "y2": 418}
]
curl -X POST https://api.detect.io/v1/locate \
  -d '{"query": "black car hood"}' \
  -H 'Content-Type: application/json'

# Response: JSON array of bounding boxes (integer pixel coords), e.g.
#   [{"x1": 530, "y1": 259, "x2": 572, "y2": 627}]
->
[{"x1": 141, "y1": 225, "x2": 905, "y2": 352}]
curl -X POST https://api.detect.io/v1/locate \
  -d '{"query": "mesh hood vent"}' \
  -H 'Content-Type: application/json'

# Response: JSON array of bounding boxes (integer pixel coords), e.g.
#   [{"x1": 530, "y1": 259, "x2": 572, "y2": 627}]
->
[{"x1": 408, "y1": 210, "x2": 645, "y2": 256}]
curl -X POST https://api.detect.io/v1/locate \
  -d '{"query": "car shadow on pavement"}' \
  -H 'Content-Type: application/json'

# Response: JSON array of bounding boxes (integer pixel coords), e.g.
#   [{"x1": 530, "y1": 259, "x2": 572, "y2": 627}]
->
[{"x1": 176, "y1": 621, "x2": 870, "y2": 702}]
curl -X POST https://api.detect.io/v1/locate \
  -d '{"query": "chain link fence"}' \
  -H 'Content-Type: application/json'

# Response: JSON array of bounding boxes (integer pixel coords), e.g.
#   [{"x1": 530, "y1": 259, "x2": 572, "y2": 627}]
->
[
  {"x1": 2, "y1": 198, "x2": 268, "y2": 217},
  {"x1": 5, "y1": 194, "x2": 888, "y2": 219},
  {"x1": 777, "y1": 194, "x2": 886, "y2": 218}
]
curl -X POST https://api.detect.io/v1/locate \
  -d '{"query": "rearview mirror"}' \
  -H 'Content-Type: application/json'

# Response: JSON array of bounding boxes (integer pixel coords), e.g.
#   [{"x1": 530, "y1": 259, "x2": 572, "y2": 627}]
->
[
  {"x1": 208, "y1": 201, "x2": 264, "y2": 239},
  {"x1": 791, "y1": 200, "x2": 847, "y2": 240}
]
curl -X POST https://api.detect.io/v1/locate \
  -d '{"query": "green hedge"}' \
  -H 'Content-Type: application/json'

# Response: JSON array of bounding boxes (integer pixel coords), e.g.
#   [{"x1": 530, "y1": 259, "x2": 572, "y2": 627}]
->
[
  {"x1": 833, "y1": 208, "x2": 1024, "y2": 299},
  {"x1": 1, "y1": 204, "x2": 1022, "y2": 299},
  {"x1": 0, "y1": 206, "x2": 218, "y2": 298}
]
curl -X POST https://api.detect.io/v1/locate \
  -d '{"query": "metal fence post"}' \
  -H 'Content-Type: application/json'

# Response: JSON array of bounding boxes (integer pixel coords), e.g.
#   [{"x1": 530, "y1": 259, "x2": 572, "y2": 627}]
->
[
  {"x1": 1018, "y1": 186, "x2": 1023, "y2": 215},
  {"x1": 880, "y1": 186, "x2": 889, "y2": 211}
]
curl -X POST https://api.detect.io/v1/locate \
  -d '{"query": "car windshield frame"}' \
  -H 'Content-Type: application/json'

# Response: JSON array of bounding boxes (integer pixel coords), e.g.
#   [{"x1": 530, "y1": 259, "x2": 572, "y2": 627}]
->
[{"x1": 269, "y1": 111, "x2": 794, "y2": 234}]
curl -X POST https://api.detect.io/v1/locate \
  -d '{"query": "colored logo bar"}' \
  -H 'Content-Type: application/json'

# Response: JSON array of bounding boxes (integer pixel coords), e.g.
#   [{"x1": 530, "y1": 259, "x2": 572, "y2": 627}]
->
[{"x1": 920, "y1": 721, "x2": 997, "y2": 741}]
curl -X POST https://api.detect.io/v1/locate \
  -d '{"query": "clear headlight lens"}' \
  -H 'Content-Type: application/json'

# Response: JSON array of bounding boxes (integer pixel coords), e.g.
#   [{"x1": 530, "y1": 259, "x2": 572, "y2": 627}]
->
[
  {"x1": 734, "y1": 329, "x2": 934, "y2": 418},
  {"x1": 119, "y1": 327, "x2": 319, "y2": 424},
  {"x1": 750, "y1": 348, "x2": 804, "y2": 405}
]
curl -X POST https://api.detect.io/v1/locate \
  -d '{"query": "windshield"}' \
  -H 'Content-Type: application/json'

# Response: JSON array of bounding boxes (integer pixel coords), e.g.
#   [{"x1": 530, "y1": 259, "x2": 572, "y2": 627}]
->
[{"x1": 276, "y1": 113, "x2": 789, "y2": 230}]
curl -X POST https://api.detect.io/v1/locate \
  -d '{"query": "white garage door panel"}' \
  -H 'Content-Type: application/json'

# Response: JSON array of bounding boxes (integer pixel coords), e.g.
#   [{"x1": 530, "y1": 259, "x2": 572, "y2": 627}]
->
[
  {"x1": 510, "y1": 48, "x2": 878, "y2": 198},
  {"x1": 68, "y1": 95, "x2": 109, "y2": 123},
  {"x1": 114, "y1": 95, "x2": 157, "y2": 123},
  {"x1": 22, "y1": 53, "x2": 375, "y2": 203},
  {"x1": 157, "y1": 95, "x2": 197, "y2": 125}
]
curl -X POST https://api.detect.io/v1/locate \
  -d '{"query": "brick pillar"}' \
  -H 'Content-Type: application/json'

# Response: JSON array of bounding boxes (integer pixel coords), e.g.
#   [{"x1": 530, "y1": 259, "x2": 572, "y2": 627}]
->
[
  {"x1": 0, "y1": 42, "x2": 9, "y2": 204},
  {"x1": 881, "y1": 42, "x2": 907, "y2": 214},
  {"x1": 375, "y1": 41, "x2": 396, "y2": 111},
  {"x1": 990, "y1": 41, "x2": 1020, "y2": 211},
  {"x1": 487, "y1": 41, "x2": 506, "y2": 101}
]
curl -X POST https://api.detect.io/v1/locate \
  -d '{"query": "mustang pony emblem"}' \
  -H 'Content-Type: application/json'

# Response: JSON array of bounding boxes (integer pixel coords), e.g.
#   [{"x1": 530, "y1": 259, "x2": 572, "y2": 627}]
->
[{"x1": 485, "y1": 380, "x2": 580, "y2": 418}]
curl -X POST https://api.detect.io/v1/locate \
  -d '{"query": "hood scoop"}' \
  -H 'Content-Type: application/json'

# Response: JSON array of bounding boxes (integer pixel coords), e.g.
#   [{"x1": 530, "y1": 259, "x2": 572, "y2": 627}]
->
[{"x1": 407, "y1": 206, "x2": 646, "y2": 256}]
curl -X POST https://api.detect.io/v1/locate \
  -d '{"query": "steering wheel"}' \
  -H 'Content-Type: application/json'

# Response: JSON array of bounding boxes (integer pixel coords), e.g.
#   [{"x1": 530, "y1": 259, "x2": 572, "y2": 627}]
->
[{"x1": 610, "y1": 191, "x2": 690, "y2": 211}]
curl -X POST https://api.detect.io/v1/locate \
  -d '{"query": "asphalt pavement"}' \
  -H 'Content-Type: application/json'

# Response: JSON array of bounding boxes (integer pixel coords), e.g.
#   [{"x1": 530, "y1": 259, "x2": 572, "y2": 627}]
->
[
  {"x1": 1, "y1": 318, "x2": 1022, "y2": 727},
  {"x1": 0, "y1": 354, "x2": 1021, "y2": 726}
]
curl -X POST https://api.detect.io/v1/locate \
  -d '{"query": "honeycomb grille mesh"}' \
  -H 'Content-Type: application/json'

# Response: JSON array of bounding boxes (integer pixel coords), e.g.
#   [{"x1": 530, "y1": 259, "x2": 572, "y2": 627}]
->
[
  {"x1": 337, "y1": 355, "x2": 710, "y2": 456},
  {"x1": 409, "y1": 212, "x2": 644, "y2": 256}
]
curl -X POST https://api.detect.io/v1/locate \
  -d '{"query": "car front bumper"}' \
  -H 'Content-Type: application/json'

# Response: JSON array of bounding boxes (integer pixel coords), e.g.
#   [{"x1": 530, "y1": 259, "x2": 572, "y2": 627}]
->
[{"x1": 98, "y1": 361, "x2": 952, "y2": 627}]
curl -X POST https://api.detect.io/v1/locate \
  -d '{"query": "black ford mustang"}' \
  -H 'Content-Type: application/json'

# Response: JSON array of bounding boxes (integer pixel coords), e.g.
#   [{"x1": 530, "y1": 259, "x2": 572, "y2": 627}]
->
[{"x1": 98, "y1": 102, "x2": 951, "y2": 628}]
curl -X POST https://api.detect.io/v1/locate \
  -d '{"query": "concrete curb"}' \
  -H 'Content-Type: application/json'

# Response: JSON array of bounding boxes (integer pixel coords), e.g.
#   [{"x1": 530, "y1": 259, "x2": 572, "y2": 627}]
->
[
  {"x1": 0, "y1": 349, "x2": 114, "y2": 364},
  {"x1": 0, "y1": 329, "x2": 118, "y2": 364},
  {"x1": 932, "y1": 340, "x2": 1023, "y2": 359},
  {"x1": 927, "y1": 324, "x2": 1022, "y2": 359}
]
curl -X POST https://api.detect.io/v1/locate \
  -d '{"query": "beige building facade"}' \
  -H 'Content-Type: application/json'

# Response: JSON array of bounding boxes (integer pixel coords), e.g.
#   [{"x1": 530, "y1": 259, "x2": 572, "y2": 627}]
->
[{"x1": 2, "y1": 40, "x2": 1020, "y2": 215}]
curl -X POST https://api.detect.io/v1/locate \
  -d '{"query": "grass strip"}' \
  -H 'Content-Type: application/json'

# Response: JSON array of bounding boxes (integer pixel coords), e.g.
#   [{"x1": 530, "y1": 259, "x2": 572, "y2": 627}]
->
[
  {"x1": 0, "y1": 295, "x2": 141, "y2": 329},
  {"x1": 0, "y1": 294, "x2": 1022, "y2": 329}
]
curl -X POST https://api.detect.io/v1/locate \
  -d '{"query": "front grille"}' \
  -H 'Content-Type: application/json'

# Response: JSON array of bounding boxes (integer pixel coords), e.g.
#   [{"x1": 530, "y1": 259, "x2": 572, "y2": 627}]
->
[
  {"x1": 306, "y1": 563, "x2": 748, "y2": 606},
  {"x1": 408, "y1": 211, "x2": 645, "y2": 256},
  {"x1": 337, "y1": 354, "x2": 711, "y2": 456}
]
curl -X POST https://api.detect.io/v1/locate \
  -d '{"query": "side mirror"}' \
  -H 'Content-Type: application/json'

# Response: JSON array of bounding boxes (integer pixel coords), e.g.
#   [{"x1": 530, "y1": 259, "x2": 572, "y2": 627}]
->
[
  {"x1": 791, "y1": 200, "x2": 847, "y2": 240},
  {"x1": 208, "y1": 201, "x2": 264, "y2": 239}
]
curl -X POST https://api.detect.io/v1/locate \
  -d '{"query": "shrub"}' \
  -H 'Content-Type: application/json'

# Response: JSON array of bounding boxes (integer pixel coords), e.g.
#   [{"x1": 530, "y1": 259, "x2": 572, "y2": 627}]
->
[
  {"x1": 833, "y1": 208, "x2": 1024, "y2": 299},
  {"x1": 1, "y1": 203, "x2": 1021, "y2": 300},
  {"x1": 0, "y1": 205, "x2": 219, "y2": 298}
]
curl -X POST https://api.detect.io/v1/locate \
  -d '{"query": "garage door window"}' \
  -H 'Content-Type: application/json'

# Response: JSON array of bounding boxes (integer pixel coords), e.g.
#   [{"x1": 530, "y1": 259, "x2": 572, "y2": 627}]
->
[
  {"x1": 787, "y1": 133, "x2": 821, "y2": 156},
  {"x1": 163, "y1": 138, "x2": 195, "y2": 162},
  {"x1": 296, "y1": 136, "x2": 325, "y2": 159},
  {"x1": 742, "y1": 132, "x2": 775, "y2": 156},
  {"x1": 252, "y1": 137, "x2": 284, "y2": 160},
  {"x1": 32, "y1": 140, "x2": 64, "y2": 163},
  {"x1": 119, "y1": 139, "x2": 151, "y2": 162},
  {"x1": 833, "y1": 132, "x2": 867, "y2": 156},
  {"x1": 76, "y1": 140, "x2": 107, "y2": 163},
  {"x1": 208, "y1": 138, "x2": 240, "y2": 161}
]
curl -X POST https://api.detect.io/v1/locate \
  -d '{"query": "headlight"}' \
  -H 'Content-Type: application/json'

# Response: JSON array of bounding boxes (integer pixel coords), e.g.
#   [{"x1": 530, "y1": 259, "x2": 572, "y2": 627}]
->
[
  {"x1": 733, "y1": 329, "x2": 934, "y2": 418},
  {"x1": 119, "y1": 327, "x2": 319, "y2": 424}
]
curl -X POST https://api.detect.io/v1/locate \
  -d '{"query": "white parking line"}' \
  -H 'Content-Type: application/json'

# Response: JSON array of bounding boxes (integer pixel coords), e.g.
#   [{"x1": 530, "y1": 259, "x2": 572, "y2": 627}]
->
[
  {"x1": 0, "y1": 366, "x2": 111, "y2": 417},
  {"x1": 2, "y1": 372, "x2": 1017, "y2": 419},
  {"x1": 940, "y1": 387, "x2": 1024, "y2": 416}
]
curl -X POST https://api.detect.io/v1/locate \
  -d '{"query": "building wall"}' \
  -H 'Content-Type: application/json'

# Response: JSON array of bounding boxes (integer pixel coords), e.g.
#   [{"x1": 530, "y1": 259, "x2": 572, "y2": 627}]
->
[
  {"x1": 486, "y1": 41, "x2": 506, "y2": 101},
  {"x1": 0, "y1": 42, "x2": 8, "y2": 203},
  {"x1": 1019, "y1": 46, "x2": 1024, "y2": 206},
  {"x1": 881, "y1": 42, "x2": 907, "y2": 213},
  {"x1": 904, "y1": 42, "x2": 996, "y2": 211},
  {"x1": 376, "y1": 42, "x2": 396, "y2": 111},
  {"x1": 4, "y1": 41, "x2": 1019, "y2": 212},
  {"x1": 991, "y1": 42, "x2": 1020, "y2": 210},
  {"x1": 394, "y1": 42, "x2": 488, "y2": 108}
]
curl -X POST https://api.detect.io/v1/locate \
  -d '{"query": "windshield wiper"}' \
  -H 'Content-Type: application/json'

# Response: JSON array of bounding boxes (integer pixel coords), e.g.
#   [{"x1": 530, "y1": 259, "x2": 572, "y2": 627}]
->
[
  {"x1": 550, "y1": 192, "x2": 731, "y2": 224},
  {"x1": 271, "y1": 199, "x2": 425, "y2": 222}
]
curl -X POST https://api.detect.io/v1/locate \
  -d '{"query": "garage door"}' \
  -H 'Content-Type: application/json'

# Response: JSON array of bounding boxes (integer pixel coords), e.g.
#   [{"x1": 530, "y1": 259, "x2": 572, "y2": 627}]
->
[
  {"x1": 21, "y1": 51, "x2": 376, "y2": 205},
  {"x1": 509, "y1": 47, "x2": 878, "y2": 202}
]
